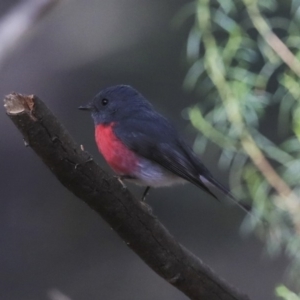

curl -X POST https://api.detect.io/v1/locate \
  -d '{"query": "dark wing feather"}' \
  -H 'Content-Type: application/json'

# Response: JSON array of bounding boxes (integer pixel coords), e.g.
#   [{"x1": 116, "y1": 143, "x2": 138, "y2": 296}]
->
[
  {"x1": 113, "y1": 114, "x2": 216, "y2": 197},
  {"x1": 114, "y1": 115, "x2": 251, "y2": 213}
]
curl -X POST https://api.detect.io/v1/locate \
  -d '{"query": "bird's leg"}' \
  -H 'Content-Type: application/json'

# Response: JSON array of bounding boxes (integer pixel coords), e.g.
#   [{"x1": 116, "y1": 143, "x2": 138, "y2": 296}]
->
[
  {"x1": 142, "y1": 186, "x2": 151, "y2": 202},
  {"x1": 116, "y1": 176, "x2": 127, "y2": 189},
  {"x1": 79, "y1": 145, "x2": 94, "y2": 164}
]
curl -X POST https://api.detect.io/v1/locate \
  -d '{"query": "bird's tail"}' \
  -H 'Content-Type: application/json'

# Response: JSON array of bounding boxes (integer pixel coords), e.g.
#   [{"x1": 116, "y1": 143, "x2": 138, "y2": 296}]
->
[{"x1": 200, "y1": 175, "x2": 252, "y2": 215}]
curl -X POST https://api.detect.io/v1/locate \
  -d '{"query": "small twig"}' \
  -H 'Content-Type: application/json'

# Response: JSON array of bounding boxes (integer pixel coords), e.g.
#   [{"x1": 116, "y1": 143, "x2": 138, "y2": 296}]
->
[
  {"x1": 243, "y1": 0, "x2": 300, "y2": 78},
  {"x1": 4, "y1": 93, "x2": 250, "y2": 300}
]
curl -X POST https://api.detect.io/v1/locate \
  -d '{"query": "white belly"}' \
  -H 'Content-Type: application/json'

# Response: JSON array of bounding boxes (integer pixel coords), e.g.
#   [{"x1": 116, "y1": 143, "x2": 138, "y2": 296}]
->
[{"x1": 127, "y1": 156, "x2": 186, "y2": 187}]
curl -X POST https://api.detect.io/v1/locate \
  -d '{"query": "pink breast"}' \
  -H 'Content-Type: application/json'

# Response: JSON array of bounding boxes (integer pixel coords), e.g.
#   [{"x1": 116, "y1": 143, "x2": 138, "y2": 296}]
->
[{"x1": 95, "y1": 123, "x2": 138, "y2": 175}]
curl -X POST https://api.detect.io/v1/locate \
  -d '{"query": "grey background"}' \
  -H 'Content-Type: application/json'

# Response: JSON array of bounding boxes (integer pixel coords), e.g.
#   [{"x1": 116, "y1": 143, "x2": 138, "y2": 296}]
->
[{"x1": 0, "y1": 1, "x2": 287, "y2": 299}]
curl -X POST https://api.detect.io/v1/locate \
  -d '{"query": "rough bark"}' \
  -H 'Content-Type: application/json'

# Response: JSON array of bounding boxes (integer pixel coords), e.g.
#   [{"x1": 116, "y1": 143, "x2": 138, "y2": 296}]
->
[{"x1": 4, "y1": 93, "x2": 251, "y2": 300}]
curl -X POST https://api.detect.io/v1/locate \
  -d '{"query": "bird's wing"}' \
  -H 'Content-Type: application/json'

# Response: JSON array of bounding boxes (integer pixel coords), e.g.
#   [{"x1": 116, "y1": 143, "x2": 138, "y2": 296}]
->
[
  {"x1": 114, "y1": 116, "x2": 252, "y2": 213},
  {"x1": 113, "y1": 116, "x2": 216, "y2": 197}
]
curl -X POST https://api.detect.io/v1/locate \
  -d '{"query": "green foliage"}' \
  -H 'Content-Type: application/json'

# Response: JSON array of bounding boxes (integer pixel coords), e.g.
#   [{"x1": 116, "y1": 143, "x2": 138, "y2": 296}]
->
[
  {"x1": 276, "y1": 285, "x2": 300, "y2": 300},
  {"x1": 177, "y1": 0, "x2": 300, "y2": 296}
]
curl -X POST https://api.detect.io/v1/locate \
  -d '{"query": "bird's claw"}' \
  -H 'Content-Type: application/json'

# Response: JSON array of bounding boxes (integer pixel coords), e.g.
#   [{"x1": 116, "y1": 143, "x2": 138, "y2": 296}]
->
[{"x1": 116, "y1": 176, "x2": 127, "y2": 190}]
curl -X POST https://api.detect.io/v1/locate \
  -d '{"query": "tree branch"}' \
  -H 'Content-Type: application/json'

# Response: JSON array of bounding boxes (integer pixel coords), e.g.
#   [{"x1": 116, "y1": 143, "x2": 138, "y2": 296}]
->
[{"x1": 4, "y1": 93, "x2": 250, "y2": 300}]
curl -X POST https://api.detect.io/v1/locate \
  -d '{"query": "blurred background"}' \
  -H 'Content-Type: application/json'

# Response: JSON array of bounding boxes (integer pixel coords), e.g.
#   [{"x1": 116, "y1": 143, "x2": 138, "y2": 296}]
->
[{"x1": 0, "y1": 0, "x2": 292, "y2": 299}]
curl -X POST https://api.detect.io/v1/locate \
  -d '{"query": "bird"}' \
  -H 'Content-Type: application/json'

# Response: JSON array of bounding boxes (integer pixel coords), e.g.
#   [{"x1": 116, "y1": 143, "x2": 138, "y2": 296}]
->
[{"x1": 79, "y1": 85, "x2": 249, "y2": 213}]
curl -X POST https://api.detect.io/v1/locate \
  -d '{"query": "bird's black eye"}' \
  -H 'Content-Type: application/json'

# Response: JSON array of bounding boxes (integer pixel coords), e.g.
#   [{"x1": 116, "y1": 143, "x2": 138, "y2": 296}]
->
[{"x1": 102, "y1": 98, "x2": 109, "y2": 106}]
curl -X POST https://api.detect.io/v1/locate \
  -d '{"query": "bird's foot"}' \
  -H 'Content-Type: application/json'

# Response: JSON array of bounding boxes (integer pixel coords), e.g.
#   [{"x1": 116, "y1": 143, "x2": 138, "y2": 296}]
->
[
  {"x1": 115, "y1": 175, "x2": 127, "y2": 190},
  {"x1": 142, "y1": 186, "x2": 151, "y2": 202}
]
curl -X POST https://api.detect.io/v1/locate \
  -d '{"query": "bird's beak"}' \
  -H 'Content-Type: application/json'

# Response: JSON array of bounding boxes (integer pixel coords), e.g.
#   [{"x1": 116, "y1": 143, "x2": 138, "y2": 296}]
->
[{"x1": 78, "y1": 104, "x2": 93, "y2": 111}]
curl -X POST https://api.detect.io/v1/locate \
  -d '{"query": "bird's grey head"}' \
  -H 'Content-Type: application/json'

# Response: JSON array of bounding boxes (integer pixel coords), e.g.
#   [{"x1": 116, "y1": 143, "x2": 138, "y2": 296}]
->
[{"x1": 79, "y1": 85, "x2": 153, "y2": 125}]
